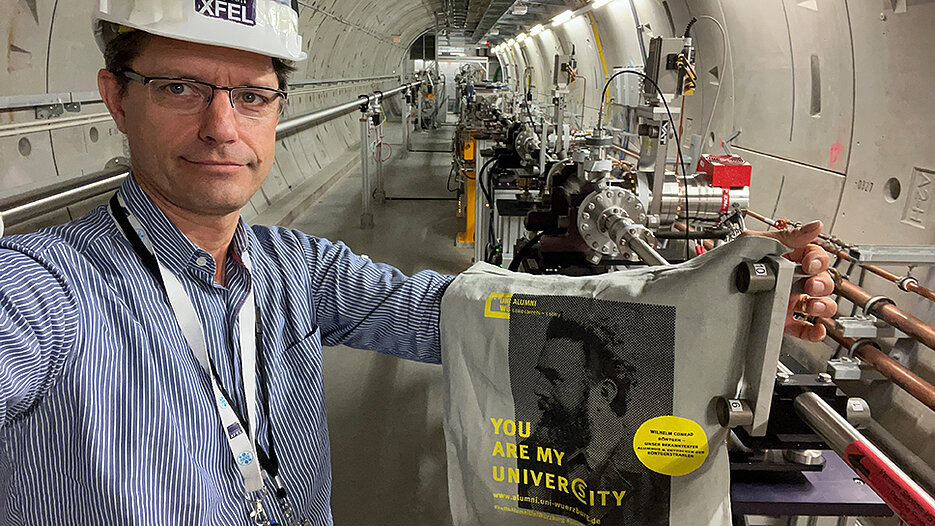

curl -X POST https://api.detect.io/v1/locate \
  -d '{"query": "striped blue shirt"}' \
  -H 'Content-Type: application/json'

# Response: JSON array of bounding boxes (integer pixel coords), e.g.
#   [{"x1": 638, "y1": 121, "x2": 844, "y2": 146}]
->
[{"x1": 0, "y1": 176, "x2": 453, "y2": 525}]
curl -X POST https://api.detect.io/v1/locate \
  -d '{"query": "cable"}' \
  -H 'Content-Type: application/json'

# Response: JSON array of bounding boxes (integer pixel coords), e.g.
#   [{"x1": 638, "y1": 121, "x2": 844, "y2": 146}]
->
[
  {"x1": 446, "y1": 165, "x2": 459, "y2": 192},
  {"x1": 688, "y1": 15, "x2": 728, "y2": 151},
  {"x1": 596, "y1": 68, "x2": 691, "y2": 260},
  {"x1": 508, "y1": 230, "x2": 554, "y2": 272}
]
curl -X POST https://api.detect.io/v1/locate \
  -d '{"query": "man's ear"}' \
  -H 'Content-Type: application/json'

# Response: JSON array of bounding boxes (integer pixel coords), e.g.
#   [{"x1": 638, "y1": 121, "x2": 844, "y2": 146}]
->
[{"x1": 98, "y1": 69, "x2": 129, "y2": 133}]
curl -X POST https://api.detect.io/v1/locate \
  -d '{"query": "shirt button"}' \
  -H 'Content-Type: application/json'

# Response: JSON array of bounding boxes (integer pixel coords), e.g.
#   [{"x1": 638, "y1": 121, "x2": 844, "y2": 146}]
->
[{"x1": 195, "y1": 256, "x2": 209, "y2": 267}]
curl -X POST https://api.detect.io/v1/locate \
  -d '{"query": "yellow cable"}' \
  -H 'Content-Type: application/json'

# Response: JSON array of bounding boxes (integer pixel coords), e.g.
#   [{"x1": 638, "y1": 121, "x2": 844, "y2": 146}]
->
[{"x1": 586, "y1": 11, "x2": 610, "y2": 84}]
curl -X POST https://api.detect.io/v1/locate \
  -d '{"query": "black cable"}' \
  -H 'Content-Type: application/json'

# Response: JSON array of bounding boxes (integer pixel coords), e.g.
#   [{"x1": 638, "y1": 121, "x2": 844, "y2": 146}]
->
[
  {"x1": 596, "y1": 69, "x2": 691, "y2": 260},
  {"x1": 446, "y1": 165, "x2": 458, "y2": 192},
  {"x1": 684, "y1": 17, "x2": 698, "y2": 38},
  {"x1": 477, "y1": 156, "x2": 497, "y2": 205},
  {"x1": 508, "y1": 230, "x2": 551, "y2": 272}
]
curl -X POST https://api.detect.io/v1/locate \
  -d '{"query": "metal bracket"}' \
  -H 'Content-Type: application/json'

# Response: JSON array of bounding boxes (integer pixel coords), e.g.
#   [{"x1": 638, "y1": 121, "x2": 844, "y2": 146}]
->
[
  {"x1": 34, "y1": 101, "x2": 81, "y2": 120},
  {"x1": 35, "y1": 104, "x2": 64, "y2": 120},
  {"x1": 826, "y1": 356, "x2": 862, "y2": 380},
  {"x1": 737, "y1": 255, "x2": 796, "y2": 436},
  {"x1": 834, "y1": 314, "x2": 907, "y2": 339}
]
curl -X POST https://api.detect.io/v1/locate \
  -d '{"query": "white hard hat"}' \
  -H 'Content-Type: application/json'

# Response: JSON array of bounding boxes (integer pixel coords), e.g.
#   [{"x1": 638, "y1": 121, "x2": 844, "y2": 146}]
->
[{"x1": 93, "y1": 0, "x2": 307, "y2": 62}]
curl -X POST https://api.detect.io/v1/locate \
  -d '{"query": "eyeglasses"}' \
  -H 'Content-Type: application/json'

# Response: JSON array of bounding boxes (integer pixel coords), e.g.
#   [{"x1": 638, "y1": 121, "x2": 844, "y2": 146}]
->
[{"x1": 117, "y1": 68, "x2": 288, "y2": 121}]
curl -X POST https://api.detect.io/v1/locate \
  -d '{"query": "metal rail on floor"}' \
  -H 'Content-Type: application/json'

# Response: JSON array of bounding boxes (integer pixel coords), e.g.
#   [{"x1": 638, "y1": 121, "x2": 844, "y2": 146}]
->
[{"x1": 0, "y1": 82, "x2": 421, "y2": 237}]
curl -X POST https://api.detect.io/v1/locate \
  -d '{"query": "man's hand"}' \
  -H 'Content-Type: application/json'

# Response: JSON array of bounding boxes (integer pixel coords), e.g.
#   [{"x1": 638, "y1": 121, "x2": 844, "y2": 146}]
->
[{"x1": 744, "y1": 220, "x2": 837, "y2": 342}]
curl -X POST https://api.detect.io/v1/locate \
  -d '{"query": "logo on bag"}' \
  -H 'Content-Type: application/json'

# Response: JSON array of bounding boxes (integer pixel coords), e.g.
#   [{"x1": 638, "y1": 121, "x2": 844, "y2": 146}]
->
[
  {"x1": 196, "y1": 0, "x2": 257, "y2": 26},
  {"x1": 484, "y1": 293, "x2": 513, "y2": 319}
]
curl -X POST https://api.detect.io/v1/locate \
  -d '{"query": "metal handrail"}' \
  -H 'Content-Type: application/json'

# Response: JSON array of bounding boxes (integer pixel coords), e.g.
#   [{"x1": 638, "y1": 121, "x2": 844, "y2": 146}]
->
[
  {"x1": 0, "y1": 82, "x2": 421, "y2": 236},
  {"x1": 289, "y1": 75, "x2": 400, "y2": 87}
]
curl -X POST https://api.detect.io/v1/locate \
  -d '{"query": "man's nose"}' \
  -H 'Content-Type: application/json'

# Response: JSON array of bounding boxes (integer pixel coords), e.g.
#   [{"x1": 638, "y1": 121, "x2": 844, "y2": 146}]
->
[{"x1": 198, "y1": 90, "x2": 239, "y2": 144}]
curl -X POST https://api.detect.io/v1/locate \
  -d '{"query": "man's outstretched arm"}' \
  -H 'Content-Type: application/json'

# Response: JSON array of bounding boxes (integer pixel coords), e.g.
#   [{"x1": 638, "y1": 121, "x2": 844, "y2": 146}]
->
[
  {"x1": 302, "y1": 235, "x2": 454, "y2": 364},
  {"x1": 0, "y1": 249, "x2": 79, "y2": 428}
]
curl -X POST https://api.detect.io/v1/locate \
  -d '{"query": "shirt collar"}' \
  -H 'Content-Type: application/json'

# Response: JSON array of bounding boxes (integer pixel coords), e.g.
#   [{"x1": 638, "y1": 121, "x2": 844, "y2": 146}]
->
[{"x1": 118, "y1": 175, "x2": 252, "y2": 282}]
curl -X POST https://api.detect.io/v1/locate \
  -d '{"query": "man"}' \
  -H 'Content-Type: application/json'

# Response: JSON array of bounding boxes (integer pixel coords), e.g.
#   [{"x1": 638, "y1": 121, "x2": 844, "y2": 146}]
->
[
  {"x1": 0, "y1": 1, "x2": 836, "y2": 525},
  {"x1": 518, "y1": 313, "x2": 668, "y2": 526}
]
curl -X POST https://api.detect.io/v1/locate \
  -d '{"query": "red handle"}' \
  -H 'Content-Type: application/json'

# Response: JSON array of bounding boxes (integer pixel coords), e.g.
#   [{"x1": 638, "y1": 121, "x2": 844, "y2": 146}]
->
[{"x1": 844, "y1": 440, "x2": 935, "y2": 525}]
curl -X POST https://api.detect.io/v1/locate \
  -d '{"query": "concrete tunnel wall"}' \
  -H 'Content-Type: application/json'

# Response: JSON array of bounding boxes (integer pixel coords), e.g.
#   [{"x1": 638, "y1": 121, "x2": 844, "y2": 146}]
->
[
  {"x1": 0, "y1": 0, "x2": 435, "y2": 231},
  {"x1": 3, "y1": 0, "x2": 935, "y2": 524}
]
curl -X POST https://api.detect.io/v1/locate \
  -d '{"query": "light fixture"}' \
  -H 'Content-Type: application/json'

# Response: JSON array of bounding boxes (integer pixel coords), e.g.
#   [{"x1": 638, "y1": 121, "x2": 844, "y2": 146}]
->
[
  {"x1": 529, "y1": 24, "x2": 545, "y2": 35},
  {"x1": 507, "y1": 38, "x2": 516, "y2": 46},
  {"x1": 551, "y1": 10, "x2": 574, "y2": 26},
  {"x1": 591, "y1": 0, "x2": 613, "y2": 7},
  {"x1": 512, "y1": 1, "x2": 527, "y2": 15},
  {"x1": 516, "y1": 32, "x2": 527, "y2": 41},
  {"x1": 490, "y1": 27, "x2": 500, "y2": 36}
]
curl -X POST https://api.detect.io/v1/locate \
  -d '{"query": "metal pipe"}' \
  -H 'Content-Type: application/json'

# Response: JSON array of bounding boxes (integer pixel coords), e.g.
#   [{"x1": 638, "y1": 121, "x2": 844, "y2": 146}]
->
[
  {"x1": 794, "y1": 391, "x2": 935, "y2": 525},
  {"x1": 817, "y1": 317, "x2": 935, "y2": 412},
  {"x1": 359, "y1": 113, "x2": 373, "y2": 229},
  {"x1": 374, "y1": 125, "x2": 386, "y2": 204},
  {"x1": 863, "y1": 419, "x2": 935, "y2": 497},
  {"x1": 821, "y1": 241, "x2": 935, "y2": 304},
  {"x1": 289, "y1": 75, "x2": 399, "y2": 87},
  {"x1": 0, "y1": 170, "x2": 128, "y2": 236},
  {"x1": 403, "y1": 92, "x2": 412, "y2": 158},
  {"x1": 277, "y1": 82, "x2": 418, "y2": 138},
  {"x1": 610, "y1": 144, "x2": 641, "y2": 160},
  {"x1": 1, "y1": 83, "x2": 420, "y2": 234},
  {"x1": 833, "y1": 277, "x2": 935, "y2": 352},
  {"x1": 746, "y1": 208, "x2": 935, "y2": 304}
]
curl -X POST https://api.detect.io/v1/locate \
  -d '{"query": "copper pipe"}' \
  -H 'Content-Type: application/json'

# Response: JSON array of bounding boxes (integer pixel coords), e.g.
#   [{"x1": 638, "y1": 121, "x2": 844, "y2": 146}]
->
[
  {"x1": 834, "y1": 277, "x2": 935, "y2": 352},
  {"x1": 610, "y1": 144, "x2": 640, "y2": 161},
  {"x1": 819, "y1": 241, "x2": 935, "y2": 303},
  {"x1": 744, "y1": 208, "x2": 935, "y2": 304},
  {"x1": 818, "y1": 318, "x2": 935, "y2": 412}
]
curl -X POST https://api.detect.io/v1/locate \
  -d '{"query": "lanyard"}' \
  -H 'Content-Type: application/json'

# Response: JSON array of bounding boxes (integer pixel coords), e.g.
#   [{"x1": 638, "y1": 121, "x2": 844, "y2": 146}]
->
[{"x1": 108, "y1": 193, "x2": 303, "y2": 526}]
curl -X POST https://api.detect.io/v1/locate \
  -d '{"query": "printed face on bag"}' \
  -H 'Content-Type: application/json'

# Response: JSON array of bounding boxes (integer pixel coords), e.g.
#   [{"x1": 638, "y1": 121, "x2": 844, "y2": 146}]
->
[{"x1": 534, "y1": 337, "x2": 593, "y2": 453}]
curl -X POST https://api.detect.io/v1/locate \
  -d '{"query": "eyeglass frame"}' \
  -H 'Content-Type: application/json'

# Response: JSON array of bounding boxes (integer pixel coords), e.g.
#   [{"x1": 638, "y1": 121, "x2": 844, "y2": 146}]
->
[{"x1": 115, "y1": 68, "x2": 289, "y2": 120}]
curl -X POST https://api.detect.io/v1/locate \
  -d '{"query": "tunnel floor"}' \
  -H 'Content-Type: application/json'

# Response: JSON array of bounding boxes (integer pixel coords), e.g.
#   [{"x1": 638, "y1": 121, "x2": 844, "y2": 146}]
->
[
  {"x1": 290, "y1": 119, "x2": 472, "y2": 277},
  {"x1": 289, "y1": 119, "x2": 467, "y2": 526}
]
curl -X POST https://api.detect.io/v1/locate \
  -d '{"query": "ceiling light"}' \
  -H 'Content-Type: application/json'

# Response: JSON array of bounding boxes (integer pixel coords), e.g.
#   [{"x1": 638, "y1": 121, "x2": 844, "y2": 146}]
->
[
  {"x1": 490, "y1": 27, "x2": 500, "y2": 35},
  {"x1": 591, "y1": 0, "x2": 614, "y2": 7},
  {"x1": 512, "y1": 1, "x2": 527, "y2": 15},
  {"x1": 529, "y1": 24, "x2": 545, "y2": 35},
  {"x1": 551, "y1": 10, "x2": 574, "y2": 26},
  {"x1": 507, "y1": 38, "x2": 516, "y2": 46}
]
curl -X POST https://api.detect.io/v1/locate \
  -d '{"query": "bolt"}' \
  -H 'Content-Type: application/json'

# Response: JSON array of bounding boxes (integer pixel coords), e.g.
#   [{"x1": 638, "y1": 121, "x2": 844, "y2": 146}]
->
[
  {"x1": 639, "y1": 213, "x2": 646, "y2": 222},
  {"x1": 623, "y1": 252, "x2": 631, "y2": 259},
  {"x1": 587, "y1": 203, "x2": 596, "y2": 211},
  {"x1": 853, "y1": 477, "x2": 865, "y2": 485},
  {"x1": 581, "y1": 224, "x2": 590, "y2": 231},
  {"x1": 818, "y1": 372, "x2": 833, "y2": 383},
  {"x1": 880, "y1": 12, "x2": 886, "y2": 21},
  {"x1": 592, "y1": 242, "x2": 599, "y2": 248},
  {"x1": 605, "y1": 191, "x2": 613, "y2": 198},
  {"x1": 627, "y1": 194, "x2": 635, "y2": 202},
  {"x1": 583, "y1": 212, "x2": 591, "y2": 220}
]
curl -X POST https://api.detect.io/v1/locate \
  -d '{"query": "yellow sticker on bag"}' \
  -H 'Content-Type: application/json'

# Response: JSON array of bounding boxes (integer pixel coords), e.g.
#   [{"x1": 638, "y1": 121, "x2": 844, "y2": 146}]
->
[{"x1": 632, "y1": 415, "x2": 709, "y2": 476}]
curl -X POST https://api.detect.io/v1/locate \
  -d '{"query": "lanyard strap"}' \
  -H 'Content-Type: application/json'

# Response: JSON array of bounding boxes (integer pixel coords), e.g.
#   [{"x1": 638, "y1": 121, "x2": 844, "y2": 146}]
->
[{"x1": 108, "y1": 194, "x2": 271, "y2": 495}]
